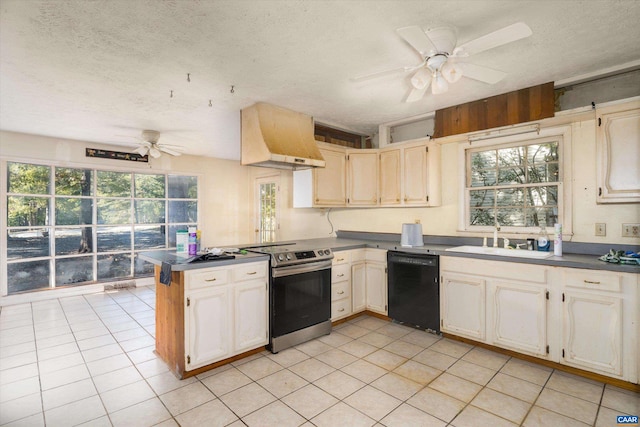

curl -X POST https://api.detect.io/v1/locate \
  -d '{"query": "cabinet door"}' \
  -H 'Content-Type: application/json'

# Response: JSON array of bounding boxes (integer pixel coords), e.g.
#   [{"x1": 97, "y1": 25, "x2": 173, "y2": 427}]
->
[
  {"x1": 366, "y1": 262, "x2": 387, "y2": 314},
  {"x1": 562, "y1": 291, "x2": 622, "y2": 376},
  {"x1": 403, "y1": 144, "x2": 428, "y2": 205},
  {"x1": 596, "y1": 101, "x2": 640, "y2": 203},
  {"x1": 489, "y1": 281, "x2": 547, "y2": 357},
  {"x1": 441, "y1": 273, "x2": 485, "y2": 340},
  {"x1": 351, "y1": 261, "x2": 366, "y2": 313},
  {"x1": 313, "y1": 147, "x2": 347, "y2": 206},
  {"x1": 186, "y1": 287, "x2": 231, "y2": 370},
  {"x1": 379, "y1": 149, "x2": 401, "y2": 205},
  {"x1": 234, "y1": 280, "x2": 268, "y2": 353},
  {"x1": 348, "y1": 151, "x2": 378, "y2": 206}
]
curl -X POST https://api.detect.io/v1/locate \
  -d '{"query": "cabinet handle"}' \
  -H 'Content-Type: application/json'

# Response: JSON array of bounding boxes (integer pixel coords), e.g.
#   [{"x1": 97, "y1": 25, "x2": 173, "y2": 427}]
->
[
  {"x1": 247, "y1": 271, "x2": 257, "y2": 275},
  {"x1": 338, "y1": 308, "x2": 345, "y2": 312},
  {"x1": 337, "y1": 273, "x2": 344, "y2": 277},
  {"x1": 205, "y1": 278, "x2": 217, "y2": 282},
  {"x1": 584, "y1": 280, "x2": 600, "y2": 284},
  {"x1": 337, "y1": 291, "x2": 344, "y2": 295}
]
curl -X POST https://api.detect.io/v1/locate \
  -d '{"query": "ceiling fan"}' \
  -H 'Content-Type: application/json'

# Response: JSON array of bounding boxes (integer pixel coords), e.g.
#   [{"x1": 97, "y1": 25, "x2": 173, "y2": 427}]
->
[
  {"x1": 358, "y1": 22, "x2": 532, "y2": 102},
  {"x1": 131, "y1": 130, "x2": 182, "y2": 158}
]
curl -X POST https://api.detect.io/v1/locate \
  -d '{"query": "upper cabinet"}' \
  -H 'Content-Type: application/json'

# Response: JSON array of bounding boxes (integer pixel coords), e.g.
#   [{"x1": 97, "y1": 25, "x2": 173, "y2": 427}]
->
[
  {"x1": 348, "y1": 150, "x2": 379, "y2": 206},
  {"x1": 596, "y1": 98, "x2": 640, "y2": 203},
  {"x1": 379, "y1": 149, "x2": 401, "y2": 205},
  {"x1": 313, "y1": 145, "x2": 347, "y2": 206},
  {"x1": 303, "y1": 139, "x2": 441, "y2": 208}
]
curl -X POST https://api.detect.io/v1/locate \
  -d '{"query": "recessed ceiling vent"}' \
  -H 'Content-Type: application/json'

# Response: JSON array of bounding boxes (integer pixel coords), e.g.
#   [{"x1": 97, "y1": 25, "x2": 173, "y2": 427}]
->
[{"x1": 241, "y1": 103, "x2": 325, "y2": 170}]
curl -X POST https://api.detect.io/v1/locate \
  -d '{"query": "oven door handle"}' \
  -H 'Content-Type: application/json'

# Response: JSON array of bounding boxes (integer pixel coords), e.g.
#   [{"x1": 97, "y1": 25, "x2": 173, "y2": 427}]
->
[{"x1": 272, "y1": 260, "x2": 332, "y2": 278}]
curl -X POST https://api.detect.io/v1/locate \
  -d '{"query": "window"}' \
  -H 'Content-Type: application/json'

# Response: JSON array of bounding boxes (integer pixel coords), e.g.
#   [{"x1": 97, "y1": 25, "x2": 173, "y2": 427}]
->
[
  {"x1": 4, "y1": 161, "x2": 198, "y2": 295},
  {"x1": 255, "y1": 177, "x2": 279, "y2": 243},
  {"x1": 462, "y1": 127, "x2": 571, "y2": 233}
]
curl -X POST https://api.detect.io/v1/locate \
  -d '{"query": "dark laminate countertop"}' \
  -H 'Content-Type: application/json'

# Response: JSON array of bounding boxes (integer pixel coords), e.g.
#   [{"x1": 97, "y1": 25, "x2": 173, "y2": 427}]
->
[{"x1": 139, "y1": 250, "x2": 270, "y2": 272}]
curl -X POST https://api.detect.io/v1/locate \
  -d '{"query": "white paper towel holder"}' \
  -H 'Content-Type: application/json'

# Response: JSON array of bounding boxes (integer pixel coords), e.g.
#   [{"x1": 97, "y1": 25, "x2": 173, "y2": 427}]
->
[{"x1": 401, "y1": 223, "x2": 423, "y2": 247}]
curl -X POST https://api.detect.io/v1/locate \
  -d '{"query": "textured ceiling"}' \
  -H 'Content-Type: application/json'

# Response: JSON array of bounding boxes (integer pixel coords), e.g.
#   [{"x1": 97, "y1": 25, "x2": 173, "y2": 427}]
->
[{"x1": 1, "y1": 0, "x2": 639, "y2": 160}]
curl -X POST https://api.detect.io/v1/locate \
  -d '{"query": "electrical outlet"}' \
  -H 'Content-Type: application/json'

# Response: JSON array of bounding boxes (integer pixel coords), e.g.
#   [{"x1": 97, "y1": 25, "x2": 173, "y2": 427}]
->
[
  {"x1": 595, "y1": 223, "x2": 606, "y2": 236},
  {"x1": 622, "y1": 224, "x2": 640, "y2": 237}
]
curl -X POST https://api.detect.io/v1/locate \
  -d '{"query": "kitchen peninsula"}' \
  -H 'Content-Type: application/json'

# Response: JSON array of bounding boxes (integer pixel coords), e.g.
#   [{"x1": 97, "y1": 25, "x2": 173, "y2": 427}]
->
[{"x1": 141, "y1": 250, "x2": 270, "y2": 378}]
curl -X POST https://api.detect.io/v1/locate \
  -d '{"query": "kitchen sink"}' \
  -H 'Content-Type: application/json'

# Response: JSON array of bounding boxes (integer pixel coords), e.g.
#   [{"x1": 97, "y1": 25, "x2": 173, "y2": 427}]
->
[{"x1": 445, "y1": 245, "x2": 554, "y2": 259}]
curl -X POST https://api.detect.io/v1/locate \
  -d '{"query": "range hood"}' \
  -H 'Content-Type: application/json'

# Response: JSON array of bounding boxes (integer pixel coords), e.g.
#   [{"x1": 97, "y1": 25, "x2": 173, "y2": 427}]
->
[{"x1": 241, "y1": 103, "x2": 325, "y2": 169}]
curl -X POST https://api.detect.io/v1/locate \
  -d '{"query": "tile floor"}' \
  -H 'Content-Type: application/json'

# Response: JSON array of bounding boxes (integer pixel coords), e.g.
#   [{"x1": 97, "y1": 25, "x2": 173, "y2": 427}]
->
[{"x1": 1, "y1": 285, "x2": 638, "y2": 427}]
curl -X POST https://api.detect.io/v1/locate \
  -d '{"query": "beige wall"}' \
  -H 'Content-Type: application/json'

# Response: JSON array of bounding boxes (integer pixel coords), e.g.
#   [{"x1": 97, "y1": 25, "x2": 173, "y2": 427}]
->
[
  {"x1": 2, "y1": 117, "x2": 639, "y2": 247},
  {"x1": 0, "y1": 131, "x2": 254, "y2": 248},
  {"x1": 273, "y1": 118, "x2": 640, "y2": 245}
]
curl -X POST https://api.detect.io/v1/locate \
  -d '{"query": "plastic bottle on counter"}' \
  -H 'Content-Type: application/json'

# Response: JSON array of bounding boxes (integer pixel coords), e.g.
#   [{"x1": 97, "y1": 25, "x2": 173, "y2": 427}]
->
[
  {"x1": 537, "y1": 225, "x2": 550, "y2": 252},
  {"x1": 188, "y1": 226, "x2": 197, "y2": 255},
  {"x1": 176, "y1": 230, "x2": 188, "y2": 254}
]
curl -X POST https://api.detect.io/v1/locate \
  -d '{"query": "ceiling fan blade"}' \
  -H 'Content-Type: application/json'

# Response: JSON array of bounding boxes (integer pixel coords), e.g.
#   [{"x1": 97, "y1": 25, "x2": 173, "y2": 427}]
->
[
  {"x1": 351, "y1": 64, "x2": 420, "y2": 82},
  {"x1": 133, "y1": 146, "x2": 149, "y2": 156},
  {"x1": 397, "y1": 26, "x2": 436, "y2": 56},
  {"x1": 159, "y1": 146, "x2": 182, "y2": 156},
  {"x1": 425, "y1": 27, "x2": 457, "y2": 54},
  {"x1": 405, "y1": 85, "x2": 429, "y2": 103},
  {"x1": 454, "y1": 22, "x2": 532, "y2": 57},
  {"x1": 459, "y1": 63, "x2": 507, "y2": 84}
]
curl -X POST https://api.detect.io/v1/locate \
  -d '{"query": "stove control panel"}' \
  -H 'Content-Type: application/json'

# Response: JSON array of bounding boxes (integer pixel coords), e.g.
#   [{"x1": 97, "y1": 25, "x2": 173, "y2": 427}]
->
[{"x1": 272, "y1": 248, "x2": 332, "y2": 267}]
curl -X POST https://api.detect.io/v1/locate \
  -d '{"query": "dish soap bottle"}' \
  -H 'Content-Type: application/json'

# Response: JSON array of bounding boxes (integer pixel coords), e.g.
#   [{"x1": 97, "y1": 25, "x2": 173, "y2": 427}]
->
[{"x1": 537, "y1": 226, "x2": 550, "y2": 252}]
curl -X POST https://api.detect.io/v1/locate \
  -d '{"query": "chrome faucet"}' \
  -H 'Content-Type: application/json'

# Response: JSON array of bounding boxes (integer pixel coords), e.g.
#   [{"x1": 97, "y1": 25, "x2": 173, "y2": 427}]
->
[{"x1": 493, "y1": 223, "x2": 501, "y2": 248}]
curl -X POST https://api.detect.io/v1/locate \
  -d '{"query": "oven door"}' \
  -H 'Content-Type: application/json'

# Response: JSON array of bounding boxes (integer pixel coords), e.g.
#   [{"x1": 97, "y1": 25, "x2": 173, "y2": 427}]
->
[{"x1": 271, "y1": 260, "x2": 331, "y2": 338}]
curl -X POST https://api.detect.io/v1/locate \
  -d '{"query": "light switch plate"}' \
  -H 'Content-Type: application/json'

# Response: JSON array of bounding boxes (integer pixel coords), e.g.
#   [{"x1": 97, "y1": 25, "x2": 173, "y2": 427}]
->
[
  {"x1": 622, "y1": 223, "x2": 640, "y2": 237},
  {"x1": 595, "y1": 223, "x2": 606, "y2": 236}
]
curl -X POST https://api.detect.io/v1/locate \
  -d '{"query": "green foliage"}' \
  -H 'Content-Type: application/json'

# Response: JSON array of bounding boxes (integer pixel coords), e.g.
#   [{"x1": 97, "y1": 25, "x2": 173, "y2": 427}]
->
[
  {"x1": 135, "y1": 174, "x2": 165, "y2": 198},
  {"x1": 97, "y1": 171, "x2": 131, "y2": 197},
  {"x1": 8, "y1": 162, "x2": 50, "y2": 194}
]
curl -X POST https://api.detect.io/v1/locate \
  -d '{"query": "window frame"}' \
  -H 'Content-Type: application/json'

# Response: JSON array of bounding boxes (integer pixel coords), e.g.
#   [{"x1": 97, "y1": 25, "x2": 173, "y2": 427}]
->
[
  {"x1": 458, "y1": 125, "x2": 573, "y2": 236},
  {"x1": 1, "y1": 157, "x2": 200, "y2": 296}
]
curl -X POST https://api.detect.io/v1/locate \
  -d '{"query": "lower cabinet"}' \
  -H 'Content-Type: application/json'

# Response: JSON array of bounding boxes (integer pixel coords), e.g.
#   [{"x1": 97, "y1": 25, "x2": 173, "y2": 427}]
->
[
  {"x1": 234, "y1": 280, "x2": 269, "y2": 353},
  {"x1": 440, "y1": 256, "x2": 638, "y2": 383},
  {"x1": 490, "y1": 281, "x2": 548, "y2": 357},
  {"x1": 332, "y1": 248, "x2": 387, "y2": 318},
  {"x1": 184, "y1": 261, "x2": 268, "y2": 371},
  {"x1": 440, "y1": 272, "x2": 486, "y2": 341},
  {"x1": 365, "y1": 260, "x2": 387, "y2": 315},
  {"x1": 186, "y1": 287, "x2": 231, "y2": 368},
  {"x1": 561, "y1": 268, "x2": 627, "y2": 377}
]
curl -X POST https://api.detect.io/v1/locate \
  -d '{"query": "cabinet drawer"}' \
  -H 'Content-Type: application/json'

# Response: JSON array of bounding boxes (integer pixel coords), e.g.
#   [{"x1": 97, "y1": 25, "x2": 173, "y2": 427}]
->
[
  {"x1": 232, "y1": 262, "x2": 267, "y2": 283},
  {"x1": 186, "y1": 267, "x2": 229, "y2": 290},
  {"x1": 332, "y1": 264, "x2": 350, "y2": 282},
  {"x1": 333, "y1": 251, "x2": 351, "y2": 265},
  {"x1": 332, "y1": 281, "x2": 351, "y2": 301},
  {"x1": 563, "y1": 269, "x2": 622, "y2": 292},
  {"x1": 332, "y1": 298, "x2": 352, "y2": 319}
]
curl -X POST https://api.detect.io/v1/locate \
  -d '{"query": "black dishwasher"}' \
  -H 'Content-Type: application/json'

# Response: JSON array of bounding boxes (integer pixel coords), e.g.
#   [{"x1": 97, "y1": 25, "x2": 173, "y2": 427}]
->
[{"x1": 387, "y1": 251, "x2": 440, "y2": 333}]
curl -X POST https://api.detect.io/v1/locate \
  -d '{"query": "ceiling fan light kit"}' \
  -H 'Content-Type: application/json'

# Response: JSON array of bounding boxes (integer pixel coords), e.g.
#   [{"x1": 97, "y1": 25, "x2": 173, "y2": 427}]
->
[{"x1": 385, "y1": 22, "x2": 533, "y2": 101}]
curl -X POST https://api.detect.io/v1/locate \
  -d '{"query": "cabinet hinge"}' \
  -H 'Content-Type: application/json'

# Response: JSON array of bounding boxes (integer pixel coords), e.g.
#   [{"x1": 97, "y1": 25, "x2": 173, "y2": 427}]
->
[
  {"x1": 426, "y1": 146, "x2": 429, "y2": 153},
  {"x1": 187, "y1": 355, "x2": 191, "y2": 364},
  {"x1": 426, "y1": 195, "x2": 429, "y2": 202},
  {"x1": 385, "y1": 305, "x2": 387, "y2": 311},
  {"x1": 348, "y1": 198, "x2": 350, "y2": 204},
  {"x1": 562, "y1": 349, "x2": 565, "y2": 358},
  {"x1": 562, "y1": 293, "x2": 565, "y2": 302},
  {"x1": 598, "y1": 117, "x2": 602, "y2": 126},
  {"x1": 545, "y1": 290, "x2": 549, "y2": 300},
  {"x1": 385, "y1": 267, "x2": 388, "y2": 273},
  {"x1": 347, "y1": 154, "x2": 350, "y2": 161},
  {"x1": 598, "y1": 187, "x2": 602, "y2": 197},
  {"x1": 441, "y1": 319, "x2": 443, "y2": 326},
  {"x1": 187, "y1": 297, "x2": 190, "y2": 307},
  {"x1": 546, "y1": 345, "x2": 550, "y2": 354}
]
